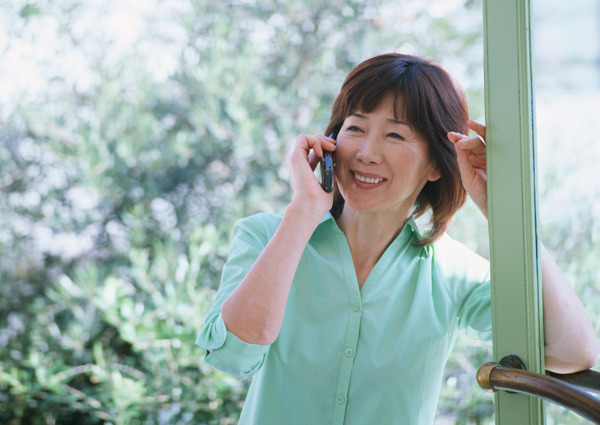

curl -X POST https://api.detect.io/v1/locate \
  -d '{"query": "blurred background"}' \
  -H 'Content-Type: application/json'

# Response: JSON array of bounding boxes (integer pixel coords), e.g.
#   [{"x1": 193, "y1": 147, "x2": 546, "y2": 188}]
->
[{"x1": 1, "y1": 0, "x2": 599, "y2": 424}]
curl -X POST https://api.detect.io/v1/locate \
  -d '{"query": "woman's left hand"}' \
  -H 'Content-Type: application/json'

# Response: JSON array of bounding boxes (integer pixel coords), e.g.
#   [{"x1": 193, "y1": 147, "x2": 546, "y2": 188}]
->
[
  {"x1": 447, "y1": 120, "x2": 488, "y2": 218},
  {"x1": 451, "y1": 120, "x2": 600, "y2": 373}
]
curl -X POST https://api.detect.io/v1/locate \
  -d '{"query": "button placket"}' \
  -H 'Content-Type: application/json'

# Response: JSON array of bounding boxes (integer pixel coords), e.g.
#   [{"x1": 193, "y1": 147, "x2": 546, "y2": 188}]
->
[
  {"x1": 331, "y1": 234, "x2": 363, "y2": 425},
  {"x1": 331, "y1": 299, "x2": 362, "y2": 424}
]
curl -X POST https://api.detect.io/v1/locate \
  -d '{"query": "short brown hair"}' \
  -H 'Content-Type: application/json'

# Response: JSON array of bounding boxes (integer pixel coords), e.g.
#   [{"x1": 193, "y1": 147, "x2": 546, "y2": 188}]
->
[{"x1": 325, "y1": 53, "x2": 469, "y2": 246}]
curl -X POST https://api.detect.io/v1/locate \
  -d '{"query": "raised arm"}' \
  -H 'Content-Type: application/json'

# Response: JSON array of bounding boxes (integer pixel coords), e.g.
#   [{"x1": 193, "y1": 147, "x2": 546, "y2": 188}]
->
[
  {"x1": 220, "y1": 134, "x2": 336, "y2": 345},
  {"x1": 539, "y1": 244, "x2": 600, "y2": 372},
  {"x1": 448, "y1": 121, "x2": 600, "y2": 373}
]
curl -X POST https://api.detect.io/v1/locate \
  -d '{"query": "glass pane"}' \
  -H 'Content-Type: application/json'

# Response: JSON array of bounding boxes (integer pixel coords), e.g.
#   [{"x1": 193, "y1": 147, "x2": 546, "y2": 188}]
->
[{"x1": 534, "y1": 0, "x2": 600, "y2": 423}]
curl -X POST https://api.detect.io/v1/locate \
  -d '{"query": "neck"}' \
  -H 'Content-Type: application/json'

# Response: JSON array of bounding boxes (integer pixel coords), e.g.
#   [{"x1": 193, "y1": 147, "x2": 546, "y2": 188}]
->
[
  {"x1": 337, "y1": 206, "x2": 411, "y2": 287},
  {"x1": 338, "y1": 201, "x2": 412, "y2": 239}
]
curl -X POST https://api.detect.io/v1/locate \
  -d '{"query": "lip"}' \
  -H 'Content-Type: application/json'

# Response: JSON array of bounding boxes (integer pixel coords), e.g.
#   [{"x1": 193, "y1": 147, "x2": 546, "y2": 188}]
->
[{"x1": 350, "y1": 170, "x2": 387, "y2": 189}]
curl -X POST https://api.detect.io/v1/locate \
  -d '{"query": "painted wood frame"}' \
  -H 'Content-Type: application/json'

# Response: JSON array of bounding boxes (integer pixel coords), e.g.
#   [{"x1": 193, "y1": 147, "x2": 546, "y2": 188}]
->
[{"x1": 483, "y1": 0, "x2": 546, "y2": 423}]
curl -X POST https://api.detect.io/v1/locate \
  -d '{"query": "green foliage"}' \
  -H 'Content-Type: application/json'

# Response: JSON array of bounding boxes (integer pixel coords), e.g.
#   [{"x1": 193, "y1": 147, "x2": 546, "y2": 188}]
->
[
  {"x1": 7, "y1": 0, "x2": 595, "y2": 424},
  {"x1": 437, "y1": 336, "x2": 494, "y2": 425}
]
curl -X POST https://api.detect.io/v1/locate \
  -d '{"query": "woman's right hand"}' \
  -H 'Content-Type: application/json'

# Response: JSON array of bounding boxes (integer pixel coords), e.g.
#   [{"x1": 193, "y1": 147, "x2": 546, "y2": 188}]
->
[
  {"x1": 221, "y1": 134, "x2": 336, "y2": 345},
  {"x1": 288, "y1": 134, "x2": 336, "y2": 218}
]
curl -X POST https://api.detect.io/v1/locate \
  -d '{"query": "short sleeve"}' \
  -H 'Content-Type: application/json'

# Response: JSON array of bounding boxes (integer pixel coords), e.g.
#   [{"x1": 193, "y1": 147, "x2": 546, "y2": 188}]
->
[
  {"x1": 458, "y1": 274, "x2": 492, "y2": 342},
  {"x1": 196, "y1": 313, "x2": 269, "y2": 377},
  {"x1": 434, "y1": 234, "x2": 493, "y2": 343},
  {"x1": 196, "y1": 214, "x2": 277, "y2": 378}
]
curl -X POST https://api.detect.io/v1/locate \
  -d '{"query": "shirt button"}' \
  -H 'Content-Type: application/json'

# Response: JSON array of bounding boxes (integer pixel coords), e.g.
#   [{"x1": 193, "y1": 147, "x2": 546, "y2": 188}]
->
[
  {"x1": 336, "y1": 394, "x2": 345, "y2": 404},
  {"x1": 351, "y1": 303, "x2": 360, "y2": 312},
  {"x1": 345, "y1": 348, "x2": 354, "y2": 357}
]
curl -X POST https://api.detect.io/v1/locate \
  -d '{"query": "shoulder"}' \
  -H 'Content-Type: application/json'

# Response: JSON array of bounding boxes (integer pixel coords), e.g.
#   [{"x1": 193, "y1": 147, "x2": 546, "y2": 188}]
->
[
  {"x1": 432, "y1": 233, "x2": 488, "y2": 265},
  {"x1": 229, "y1": 212, "x2": 284, "y2": 248},
  {"x1": 430, "y1": 233, "x2": 490, "y2": 291},
  {"x1": 234, "y1": 211, "x2": 333, "y2": 239},
  {"x1": 235, "y1": 212, "x2": 283, "y2": 234}
]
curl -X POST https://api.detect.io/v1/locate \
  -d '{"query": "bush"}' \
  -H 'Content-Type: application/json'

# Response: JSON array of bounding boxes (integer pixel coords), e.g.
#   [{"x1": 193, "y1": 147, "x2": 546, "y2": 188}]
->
[{"x1": 0, "y1": 0, "x2": 512, "y2": 423}]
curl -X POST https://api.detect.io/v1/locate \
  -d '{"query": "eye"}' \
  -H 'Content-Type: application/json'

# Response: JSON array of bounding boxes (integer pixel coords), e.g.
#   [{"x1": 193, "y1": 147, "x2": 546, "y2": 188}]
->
[
  {"x1": 387, "y1": 132, "x2": 405, "y2": 141},
  {"x1": 345, "y1": 125, "x2": 362, "y2": 133}
]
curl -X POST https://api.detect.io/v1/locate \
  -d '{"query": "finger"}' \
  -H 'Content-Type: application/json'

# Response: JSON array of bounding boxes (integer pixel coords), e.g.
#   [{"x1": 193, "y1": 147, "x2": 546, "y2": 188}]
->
[
  {"x1": 296, "y1": 134, "x2": 324, "y2": 158},
  {"x1": 456, "y1": 135, "x2": 486, "y2": 150},
  {"x1": 325, "y1": 133, "x2": 337, "y2": 144},
  {"x1": 308, "y1": 151, "x2": 320, "y2": 170},
  {"x1": 447, "y1": 131, "x2": 465, "y2": 144},
  {"x1": 454, "y1": 147, "x2": 474, "y2": 184},
  {"x1": 312, "y1": 141, "x2": 324, "y2": 159},
  {"x1": 317, "y1": 134, "x2": 337, "y2": 152},
  {"x1": 467, "y1": 119, "x2": 486, "y2": 139}
]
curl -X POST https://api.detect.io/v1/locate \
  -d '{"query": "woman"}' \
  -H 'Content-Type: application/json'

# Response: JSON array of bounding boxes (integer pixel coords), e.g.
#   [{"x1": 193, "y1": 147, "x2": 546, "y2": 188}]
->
[{"x1": 197, "y1": 53, "x2": 599, "y2": 425}]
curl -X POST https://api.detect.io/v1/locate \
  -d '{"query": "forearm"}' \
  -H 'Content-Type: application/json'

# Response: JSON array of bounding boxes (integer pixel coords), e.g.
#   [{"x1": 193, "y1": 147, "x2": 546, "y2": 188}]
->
[
  {"x1": 541, "y1": 243, "x2": 600, "y2": 372},
  {"x1": 221, "y1": 202, "x2": 322, "y2": 345}
]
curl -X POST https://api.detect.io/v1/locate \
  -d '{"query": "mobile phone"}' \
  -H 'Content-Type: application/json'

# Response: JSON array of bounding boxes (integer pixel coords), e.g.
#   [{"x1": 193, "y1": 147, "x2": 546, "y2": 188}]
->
[{"x1": 320, "y1": 130, "x2": 338, "y2": 193}]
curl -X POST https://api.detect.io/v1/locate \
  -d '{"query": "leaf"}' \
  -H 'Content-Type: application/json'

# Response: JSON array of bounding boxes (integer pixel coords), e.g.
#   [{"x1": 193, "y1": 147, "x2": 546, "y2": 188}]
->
[{"x1": 18, "y1": 4, "x2": 41, "y2": 19}]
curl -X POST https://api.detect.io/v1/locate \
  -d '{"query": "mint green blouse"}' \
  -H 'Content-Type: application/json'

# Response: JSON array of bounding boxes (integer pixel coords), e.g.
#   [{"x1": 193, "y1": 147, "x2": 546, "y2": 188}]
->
[{"x1": 197, "y1": 212, "x2": 491, "y2": 425}]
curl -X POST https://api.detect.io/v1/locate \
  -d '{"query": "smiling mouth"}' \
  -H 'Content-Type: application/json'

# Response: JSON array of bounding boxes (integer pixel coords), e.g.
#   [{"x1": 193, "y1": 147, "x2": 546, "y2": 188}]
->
[{"x1": 353, "y1": 172, "x2": 386, "y2": 184}]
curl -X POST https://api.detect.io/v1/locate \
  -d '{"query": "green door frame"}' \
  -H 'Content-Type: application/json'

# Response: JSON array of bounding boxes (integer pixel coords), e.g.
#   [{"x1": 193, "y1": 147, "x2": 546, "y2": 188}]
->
[{"x1": 483, "y1": 0, "x2": 545, "y2": 423}]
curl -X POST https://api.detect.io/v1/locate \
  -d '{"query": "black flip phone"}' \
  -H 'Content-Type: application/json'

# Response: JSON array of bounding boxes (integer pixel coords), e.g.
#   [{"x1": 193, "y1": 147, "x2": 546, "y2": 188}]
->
[{"x1": 320, "y1": 130, "x2": 337, "y2": 193}]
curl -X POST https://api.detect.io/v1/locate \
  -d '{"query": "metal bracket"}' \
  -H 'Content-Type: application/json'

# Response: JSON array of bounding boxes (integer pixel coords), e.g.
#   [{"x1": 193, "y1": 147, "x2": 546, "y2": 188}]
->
[
  {"x1": 499, "y1": 355, "x2": 527, "y2": 394},
  {"x1": 499, "y1": 354, "x2": 527, "y2": 370}
]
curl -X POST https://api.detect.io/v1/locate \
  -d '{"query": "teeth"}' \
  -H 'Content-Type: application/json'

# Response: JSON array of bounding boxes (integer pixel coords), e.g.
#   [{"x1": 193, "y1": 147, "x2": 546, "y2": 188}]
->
[{"x1": 353, "y1": 172, "x2": 384, "y2": 184}]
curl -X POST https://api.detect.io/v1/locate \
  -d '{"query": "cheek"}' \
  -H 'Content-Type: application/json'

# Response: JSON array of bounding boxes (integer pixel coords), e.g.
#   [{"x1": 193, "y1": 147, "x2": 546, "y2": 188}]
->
[
  {"x1": 333, "y1": 146, "x2": 352, "y2": 188},
  {"x1": 334, "y1": 143, "x2": 352, "y2": 166}
]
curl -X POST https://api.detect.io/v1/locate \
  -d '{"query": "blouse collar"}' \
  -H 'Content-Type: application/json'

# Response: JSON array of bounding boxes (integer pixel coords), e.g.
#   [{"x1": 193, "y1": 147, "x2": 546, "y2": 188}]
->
[{"x1": 319, "y1": 212, "x2": 423, "y2": 242}]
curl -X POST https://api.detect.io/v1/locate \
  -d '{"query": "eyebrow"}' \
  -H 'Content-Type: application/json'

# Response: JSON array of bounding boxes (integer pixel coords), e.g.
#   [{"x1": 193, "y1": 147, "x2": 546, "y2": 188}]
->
[{"x1": 351, "y1": 113, "x2": 409, "y2": 126}]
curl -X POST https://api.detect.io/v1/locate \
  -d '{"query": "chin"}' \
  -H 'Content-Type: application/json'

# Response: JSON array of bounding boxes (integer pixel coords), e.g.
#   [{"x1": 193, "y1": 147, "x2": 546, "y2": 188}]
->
[{"x1": 342, "y1": 195, "x2": 386, "y2": 213}]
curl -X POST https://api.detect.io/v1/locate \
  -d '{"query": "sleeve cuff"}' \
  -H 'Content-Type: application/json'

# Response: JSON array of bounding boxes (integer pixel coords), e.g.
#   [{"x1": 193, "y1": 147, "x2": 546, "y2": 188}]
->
[{"x1": 196, "y1": 313, "x2": 270, "y2": 377}]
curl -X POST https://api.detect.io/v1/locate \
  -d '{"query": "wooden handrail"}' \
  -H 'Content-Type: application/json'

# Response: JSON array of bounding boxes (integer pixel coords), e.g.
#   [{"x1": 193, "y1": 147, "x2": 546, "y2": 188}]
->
[
  {"x1": 477, "y1": 362, "x2": 600, "y2": 424},
  {"x1": 548, "y1": 369, "x2": 600, "y2": 395}
]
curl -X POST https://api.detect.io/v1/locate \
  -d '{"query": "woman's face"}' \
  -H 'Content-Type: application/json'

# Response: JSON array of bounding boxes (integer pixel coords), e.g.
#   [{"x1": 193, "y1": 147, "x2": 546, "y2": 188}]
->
[{"x1": 334, "y1": 95, "x2": 440, "y2": 218}]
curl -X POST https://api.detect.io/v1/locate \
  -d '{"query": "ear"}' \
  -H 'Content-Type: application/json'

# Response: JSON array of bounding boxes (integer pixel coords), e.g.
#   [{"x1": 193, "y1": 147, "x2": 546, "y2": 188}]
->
[{"x1": 427, "y1": 165, "x2": 441, "y2": 182}]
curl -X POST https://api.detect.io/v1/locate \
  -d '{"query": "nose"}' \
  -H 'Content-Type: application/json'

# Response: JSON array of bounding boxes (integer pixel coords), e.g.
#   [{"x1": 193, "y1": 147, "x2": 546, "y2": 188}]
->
[{"x1": 356, "y1": 135, "x2": 382, "y2": 164}]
